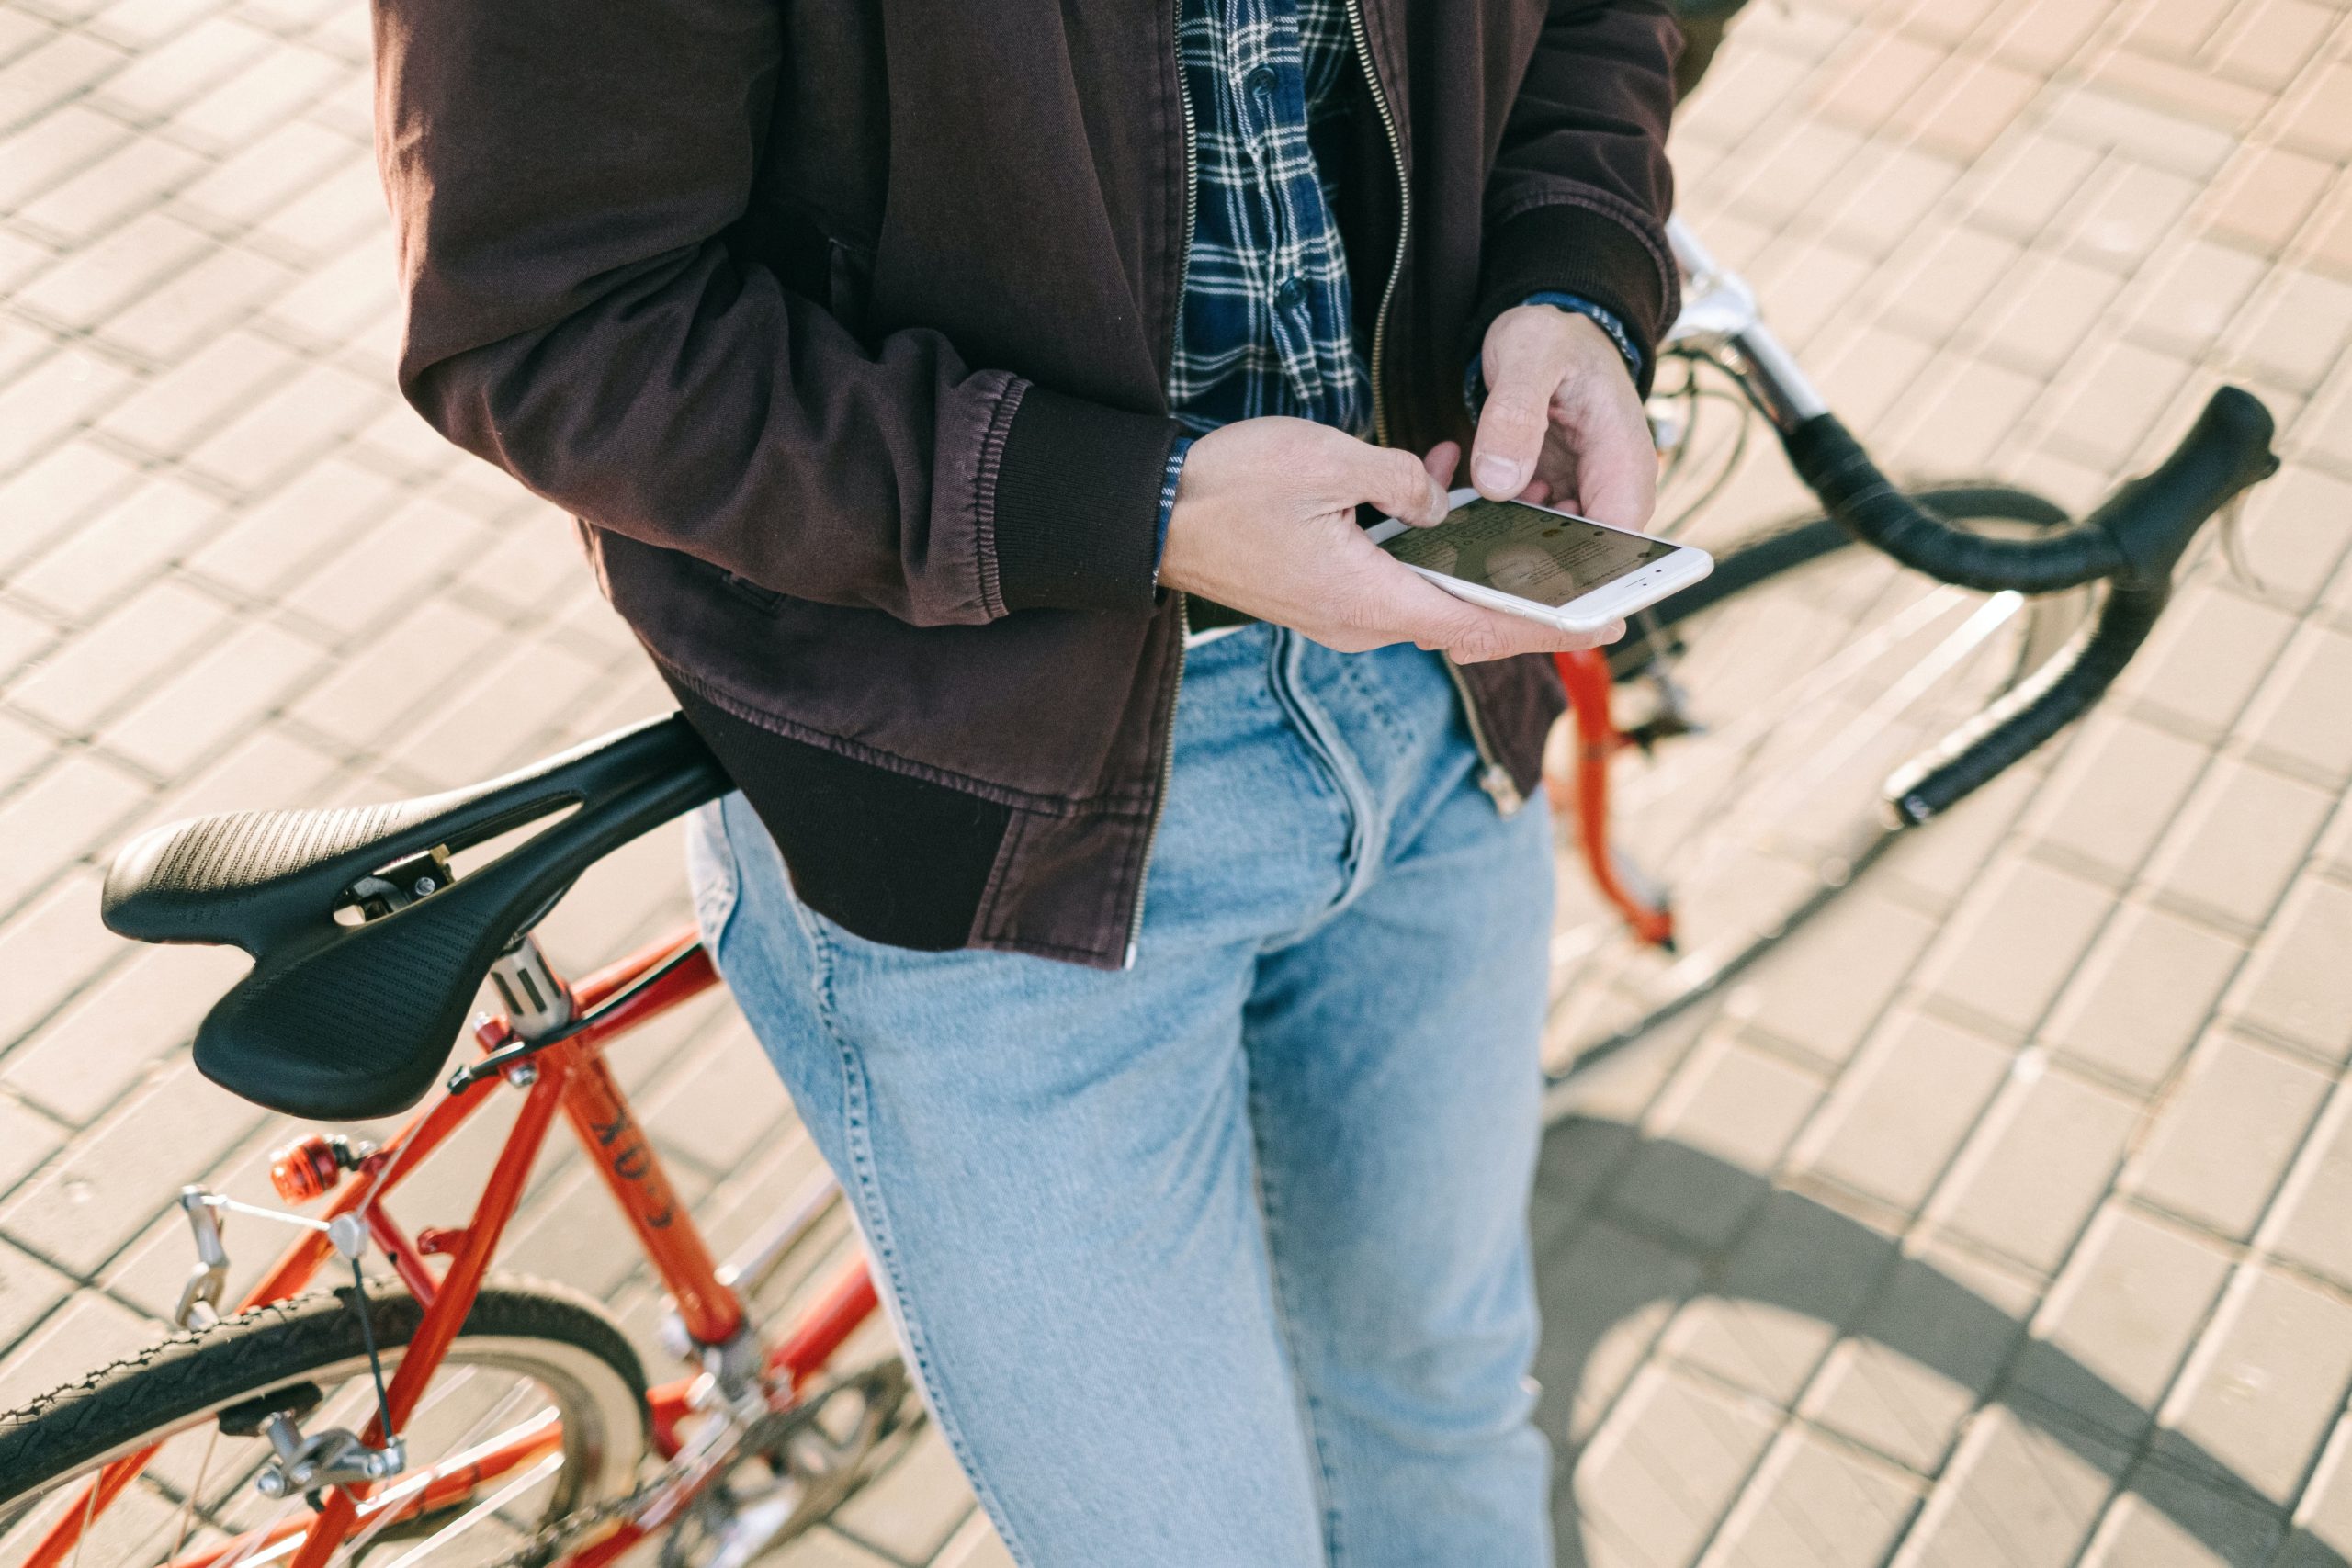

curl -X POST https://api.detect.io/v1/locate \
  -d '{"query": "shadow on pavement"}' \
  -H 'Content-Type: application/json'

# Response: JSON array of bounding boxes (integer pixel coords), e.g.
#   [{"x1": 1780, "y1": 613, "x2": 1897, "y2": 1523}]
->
[{"x1": 1535, "y1": 1114, "x2": 2344, "y2": 1567}]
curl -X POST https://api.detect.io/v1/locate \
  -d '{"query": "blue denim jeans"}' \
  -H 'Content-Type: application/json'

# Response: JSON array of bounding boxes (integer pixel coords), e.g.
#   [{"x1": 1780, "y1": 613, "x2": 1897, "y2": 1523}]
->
[{"x1": 685, "y1": 623, "x2": 1555, "y2": 1567}]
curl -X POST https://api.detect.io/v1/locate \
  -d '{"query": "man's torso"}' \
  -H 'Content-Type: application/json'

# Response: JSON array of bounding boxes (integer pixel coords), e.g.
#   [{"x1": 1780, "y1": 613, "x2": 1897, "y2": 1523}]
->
[{"x1": 389, "y1": 0, "x2": 1674, "y2": 966}]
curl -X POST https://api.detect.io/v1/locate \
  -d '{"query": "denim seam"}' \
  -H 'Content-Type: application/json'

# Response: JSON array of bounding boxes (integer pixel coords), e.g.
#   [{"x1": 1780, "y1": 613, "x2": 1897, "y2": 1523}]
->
[
  {"x1": 792, "y1": 917, "x2": 1046, "y2": 1568},
  {"x1": 1327, "y1": 646, "x2": 1417, "y2": 761},
  {"x1": 1244, "y1": 1058, "x2": 1344, "y2": 1568},
  {"x1": 1262, "y1": 630, "x2": 1386, "y2": 943}
]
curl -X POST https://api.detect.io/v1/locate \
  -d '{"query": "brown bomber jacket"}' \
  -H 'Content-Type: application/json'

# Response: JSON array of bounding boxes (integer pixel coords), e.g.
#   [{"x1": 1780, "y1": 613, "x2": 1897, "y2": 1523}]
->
[{"x1": 371, "y1": 0, "x2": 1681, "y2": 967}]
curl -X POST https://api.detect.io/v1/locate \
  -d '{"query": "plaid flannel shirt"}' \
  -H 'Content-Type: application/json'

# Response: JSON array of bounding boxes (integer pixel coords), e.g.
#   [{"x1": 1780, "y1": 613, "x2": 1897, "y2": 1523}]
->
[{"x1": 1154, "y1": 0, "x2": 1640, "y2": 563}]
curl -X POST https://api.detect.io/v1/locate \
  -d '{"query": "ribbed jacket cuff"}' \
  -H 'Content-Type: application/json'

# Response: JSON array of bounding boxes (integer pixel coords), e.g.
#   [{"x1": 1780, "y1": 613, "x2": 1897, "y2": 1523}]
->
[
  {"x1": 1467, "y1": 202, "x2": 1672, "y2": 397},
  {"x1": 989, "y1": 384, "x2": 1185, "y2": 613}
]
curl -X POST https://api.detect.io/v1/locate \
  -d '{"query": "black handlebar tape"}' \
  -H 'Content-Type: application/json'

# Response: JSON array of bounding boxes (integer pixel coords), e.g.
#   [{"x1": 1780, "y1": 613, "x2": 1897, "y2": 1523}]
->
[
  {"x1": 1784, "y1": 387, "x2": 2280, "y2": 598},
  {"x1": 1884, "y1": 583, "x2": 2164, "y2": 826},
  {"x1": 1784, "y1": 415, "x2": 2123, "y2": 592},
  {"x1": 2072, "y1": 385, "x2": 2281, "y2": 590},
  {"x1": 1879, "y1": 390, "x2": 2280, "y2": 823}
]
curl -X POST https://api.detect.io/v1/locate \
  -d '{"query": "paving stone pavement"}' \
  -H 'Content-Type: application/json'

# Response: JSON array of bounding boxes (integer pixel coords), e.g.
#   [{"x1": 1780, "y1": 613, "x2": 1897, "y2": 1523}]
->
[{"x1": 0, "y1": 0, "x2": 2346, "y2": 1562}]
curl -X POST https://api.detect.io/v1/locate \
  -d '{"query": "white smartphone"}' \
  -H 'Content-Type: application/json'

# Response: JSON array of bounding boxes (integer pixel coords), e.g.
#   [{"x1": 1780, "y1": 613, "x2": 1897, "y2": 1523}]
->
[{"x1": 1363, "y1": 489, "x2": 1713, "y2": 635}]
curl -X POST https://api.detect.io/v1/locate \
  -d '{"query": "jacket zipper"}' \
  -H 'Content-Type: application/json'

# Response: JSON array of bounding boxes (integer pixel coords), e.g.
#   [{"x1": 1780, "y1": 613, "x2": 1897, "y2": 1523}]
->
[
  {"x1": 1444, "y1": 660, "x2": 1523, "y2": 811},
  {"x1": 1168, "y1": 0, "x2": 1199, "y2": 383},
  {"x1": 1126, "y1": 1, "x2": 1201, "y2": 970},
  {"x1": 1342, "y1": 0, "x2": 1408, "y2": 450},
  {"x1": 1343, "y1": 0, "x2": 1520, "y2": 813}
]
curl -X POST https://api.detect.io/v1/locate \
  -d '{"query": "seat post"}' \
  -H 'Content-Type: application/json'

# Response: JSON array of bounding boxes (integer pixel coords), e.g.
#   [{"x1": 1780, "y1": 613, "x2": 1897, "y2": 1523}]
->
[{"x1": 487, "y1": 935, "x2": 574, "y2": 1042}]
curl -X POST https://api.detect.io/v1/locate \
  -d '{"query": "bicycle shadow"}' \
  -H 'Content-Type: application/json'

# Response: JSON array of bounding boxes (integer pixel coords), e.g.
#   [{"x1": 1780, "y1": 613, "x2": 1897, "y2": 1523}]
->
[{"x1": 1534, "y1": 1114, "x2": 2345, "y2": 1567}]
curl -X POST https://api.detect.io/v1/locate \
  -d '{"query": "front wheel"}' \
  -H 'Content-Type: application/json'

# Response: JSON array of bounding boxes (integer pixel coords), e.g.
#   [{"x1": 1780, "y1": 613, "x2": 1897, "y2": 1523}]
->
[
  {"x1": 1544, "y1": 485, "x2": 2094, "y2": 1079},
  {"x1": 0, "y1": 1280, "x2": 650, "y2": 1568}
]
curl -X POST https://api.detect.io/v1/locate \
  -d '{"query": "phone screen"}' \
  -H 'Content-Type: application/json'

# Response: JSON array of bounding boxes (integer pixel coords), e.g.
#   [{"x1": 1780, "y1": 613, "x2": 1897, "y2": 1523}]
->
[{"x1": 1377, "y1": 499, "x2": 1677, "y2": 608}]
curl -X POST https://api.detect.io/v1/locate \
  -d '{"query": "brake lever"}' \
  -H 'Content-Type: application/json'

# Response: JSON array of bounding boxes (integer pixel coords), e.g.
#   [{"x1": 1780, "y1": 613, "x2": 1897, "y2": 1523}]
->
[{"x1": 2214, "y1": 491, "x2": 2265, "y2": 598}]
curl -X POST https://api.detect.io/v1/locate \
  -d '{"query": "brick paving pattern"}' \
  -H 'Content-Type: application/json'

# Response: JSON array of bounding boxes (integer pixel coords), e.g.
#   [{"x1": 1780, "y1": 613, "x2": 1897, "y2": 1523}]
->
[{"x1": 0, "y1": 0, "x2": 2346, "y2": 1562}]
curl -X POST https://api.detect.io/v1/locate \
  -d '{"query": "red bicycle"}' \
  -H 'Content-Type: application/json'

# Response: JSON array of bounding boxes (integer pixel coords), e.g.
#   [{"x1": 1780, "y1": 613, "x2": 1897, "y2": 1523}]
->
[
  {"x1": 0, "y1": 718, "x2": 916, "y2": 1568},
  {"x1": 0, "y1": 214, "x2": 2280, "y2": 1568}
]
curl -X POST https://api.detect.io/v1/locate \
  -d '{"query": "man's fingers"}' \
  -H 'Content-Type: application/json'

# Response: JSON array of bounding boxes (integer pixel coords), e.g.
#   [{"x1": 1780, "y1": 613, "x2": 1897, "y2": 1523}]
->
[
  {"x1": 1351, "y1": 442, "x2": 1450, "y2": 526},
  {"x1": 1385, "y1": 569, "x2": 1620, "y2": 662},
  {"x1": 1568, "y1": 415, "x2": 1659, "y2": 530},
  {"x1": 1438, "y1": 609, "x2": 1626, "y2": 663},
  {"x1": 1380, "y1": 441, "x2": 1460, "y2": 528},
  {"x1": 1335, "y1": 532, "x2": 1627, "y2": 661},
  {"x1": 1470, "y1": 379, "x2": 1555, "y2": 501},
  {"x1": 1472, "y1": 320, "x2": 1572, "y2": 501}
]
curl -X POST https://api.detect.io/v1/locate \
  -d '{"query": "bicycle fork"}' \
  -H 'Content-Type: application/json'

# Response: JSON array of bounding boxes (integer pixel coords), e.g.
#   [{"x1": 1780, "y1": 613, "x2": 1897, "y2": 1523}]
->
[{"x1": 1552, "y1": 649, "x2": 1677, "y2": 951}]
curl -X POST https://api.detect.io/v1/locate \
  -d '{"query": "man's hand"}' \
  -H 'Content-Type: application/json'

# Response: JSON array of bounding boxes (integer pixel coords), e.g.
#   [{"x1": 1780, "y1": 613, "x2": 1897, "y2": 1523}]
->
[
  {"x1": 1158, "y1": 418, "x2": 1623, "y2": 664},
  {"x1": 1470, "y1": 304, "x2": 1656, "y2": 528}
]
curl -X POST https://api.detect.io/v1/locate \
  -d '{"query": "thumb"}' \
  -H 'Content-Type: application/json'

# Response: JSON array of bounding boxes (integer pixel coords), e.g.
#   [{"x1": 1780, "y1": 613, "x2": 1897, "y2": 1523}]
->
[
  {"x1": 1346, "y1": 440, "x2": 1450, "y2": 527},
  {"x1": 1400, "y1": 441, "x2": 1461, "y2": 525}
]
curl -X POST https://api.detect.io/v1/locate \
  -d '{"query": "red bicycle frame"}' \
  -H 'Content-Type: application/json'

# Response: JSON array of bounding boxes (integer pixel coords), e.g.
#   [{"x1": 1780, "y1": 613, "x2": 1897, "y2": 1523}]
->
[
  {"x1": 1552, "y1": 648, "x2": 1675, "y2": 949},
  {"x1": 26, "y1": 930, "x2": 878, "y2": 1568}
]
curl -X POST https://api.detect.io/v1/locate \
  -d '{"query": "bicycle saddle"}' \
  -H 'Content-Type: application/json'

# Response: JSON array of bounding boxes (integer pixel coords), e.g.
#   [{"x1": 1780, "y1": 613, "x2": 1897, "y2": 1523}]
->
[{"x1": 103, "y1": 715, "x2": 729, "y2": 1121}]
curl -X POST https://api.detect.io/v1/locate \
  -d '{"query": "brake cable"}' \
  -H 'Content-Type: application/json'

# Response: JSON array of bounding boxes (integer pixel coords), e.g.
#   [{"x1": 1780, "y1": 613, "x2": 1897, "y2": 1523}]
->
[
  {"x1": 346, "y1": 1249, "x2": 395, "y2": 1463},
  {"x1": 184, "y1": 1194, "x2": 401, "y2": 1474}
]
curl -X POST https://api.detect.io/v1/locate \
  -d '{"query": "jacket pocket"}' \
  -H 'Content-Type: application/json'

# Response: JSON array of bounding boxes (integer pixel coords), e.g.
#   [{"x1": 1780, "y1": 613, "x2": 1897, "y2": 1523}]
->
[
  {"x1": 681, "y1": 548, "x2": 789, "y2": 615},
  {"x1": 715, "y1": 568, "x2": 787, "y2": 614},
  {"x1": 678, "y1": 550, "x2": 787, "y2": 614}
]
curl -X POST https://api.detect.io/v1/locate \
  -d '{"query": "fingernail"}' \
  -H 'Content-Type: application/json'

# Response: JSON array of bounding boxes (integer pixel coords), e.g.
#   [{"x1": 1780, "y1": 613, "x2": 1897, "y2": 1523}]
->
[{"x1": 1474, "y1": 455, "x2": 1522, "y2": 494}]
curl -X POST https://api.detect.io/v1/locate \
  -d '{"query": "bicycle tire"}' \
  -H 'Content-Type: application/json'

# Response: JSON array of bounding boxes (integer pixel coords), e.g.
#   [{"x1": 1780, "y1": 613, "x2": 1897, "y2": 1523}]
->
[
  {"x1": 1545, "y1": 483, "x2": 2091, "y2": 1087},
  {"x1": 0, "y1": 1280, "x2": 649, "y2": 1566}
]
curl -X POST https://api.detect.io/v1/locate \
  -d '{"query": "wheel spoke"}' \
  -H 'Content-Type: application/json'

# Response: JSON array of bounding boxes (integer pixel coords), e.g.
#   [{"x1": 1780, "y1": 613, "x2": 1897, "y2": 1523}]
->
[
  {"x1": 329, "y1": 1407, "x2": 566, "y2": 1567},
  {"x1": 162, "y1": 1429, "x2": 220, "y2": 1568},
  {"x1": 70, "y1": 1471, "x2": 97, "y2": 1568},
  {"x1": 366, "y1": 1452, "x2": 562, "y2": 1568},
  {"x1": 1766, "y1": 591, "x2": 2023, "y2": 814}
]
